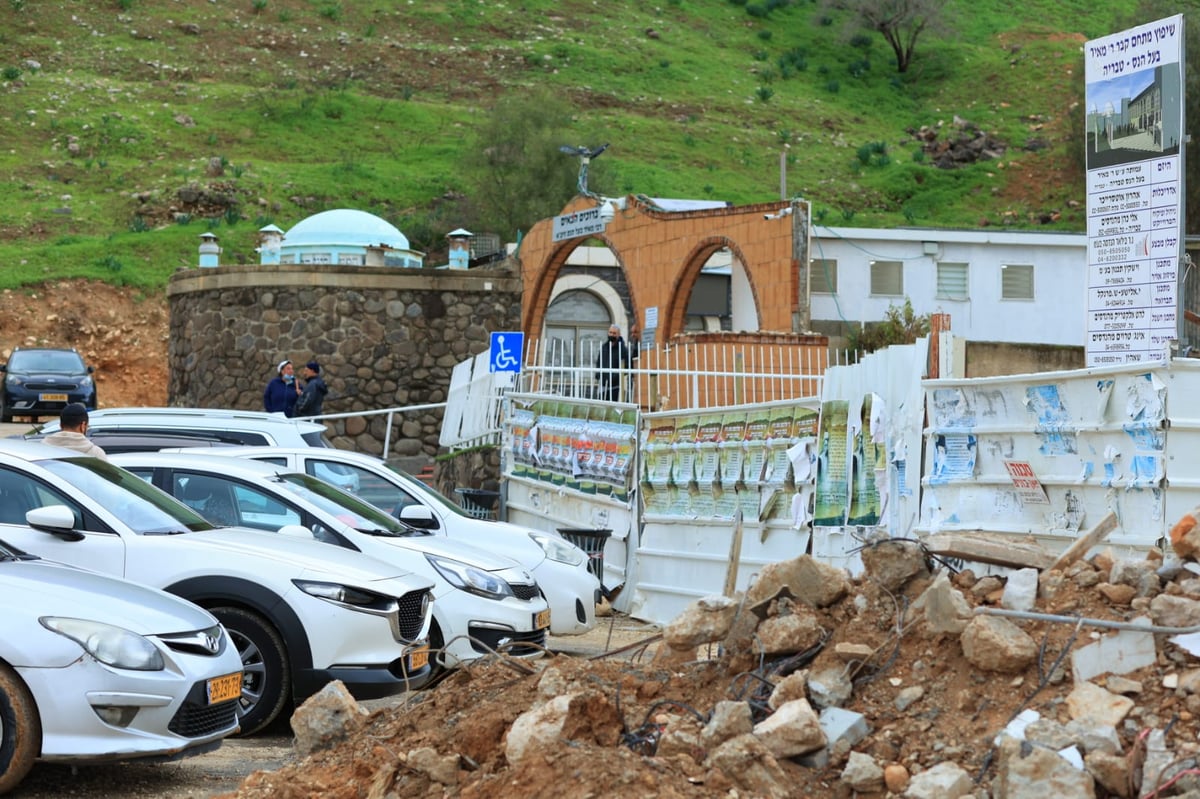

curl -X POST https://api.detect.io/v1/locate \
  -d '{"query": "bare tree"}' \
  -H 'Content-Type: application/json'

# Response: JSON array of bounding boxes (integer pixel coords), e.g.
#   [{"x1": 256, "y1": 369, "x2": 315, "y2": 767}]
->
[{"x1": 827, "y1": 0, "x2": 948, "y2": 73}]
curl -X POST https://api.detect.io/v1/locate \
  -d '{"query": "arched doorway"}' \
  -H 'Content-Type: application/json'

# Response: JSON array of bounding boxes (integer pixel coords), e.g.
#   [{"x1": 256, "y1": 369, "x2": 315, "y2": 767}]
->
[{"x1": 543, "y1": 288, "x2": 614, "y2": 397}]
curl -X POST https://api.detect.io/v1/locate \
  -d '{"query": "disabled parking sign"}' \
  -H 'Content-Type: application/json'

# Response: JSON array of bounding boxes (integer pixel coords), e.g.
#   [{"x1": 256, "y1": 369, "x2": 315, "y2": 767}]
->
[{"x1": 489, "y1": 331, "x2": 523, "y2": 373}]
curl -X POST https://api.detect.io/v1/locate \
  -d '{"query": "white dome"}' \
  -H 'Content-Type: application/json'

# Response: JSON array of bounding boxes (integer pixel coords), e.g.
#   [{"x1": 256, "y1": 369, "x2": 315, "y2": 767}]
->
[{"x1": 282, "y1": 209, "x2": 410, "y2": 250}]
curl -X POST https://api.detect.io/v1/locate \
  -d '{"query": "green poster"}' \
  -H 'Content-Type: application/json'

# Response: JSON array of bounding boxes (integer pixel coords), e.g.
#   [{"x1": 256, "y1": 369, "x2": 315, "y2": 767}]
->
[{"x1": 813, "y1": 400, "x2": 849, "y2": 526}]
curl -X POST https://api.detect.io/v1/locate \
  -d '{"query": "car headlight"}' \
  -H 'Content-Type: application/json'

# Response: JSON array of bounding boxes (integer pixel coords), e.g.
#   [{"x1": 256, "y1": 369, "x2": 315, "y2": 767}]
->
[
  {"x1": 293, "y1": 579, "x2": 398, "y2": 612},
  {"x1": 530, "y1": 532, "x2": 587, "y2": 566},
  {"x1": 426, "y1": 554, "x2": 514, "y2": 600},
  {"x1": 41, "y1": 617, "x2": 165, "y2": 671},
  {"x1": 79, "y1": 375, "x2": 94, "y2": 389}
]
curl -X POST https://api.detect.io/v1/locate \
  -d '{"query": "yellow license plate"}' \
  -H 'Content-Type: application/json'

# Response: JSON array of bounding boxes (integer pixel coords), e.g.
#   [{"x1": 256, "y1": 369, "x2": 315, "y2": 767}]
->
[
  {"x1": 207, "y1": 672, "x2": 242, "y2": 705},
  {"x1": 409, "y1": 645, "x2": 429, "y2": 670},
  {"x1": 40, "y1": 393, "x2": 68, "y2": 402},
  {"x1": 534, "y1": 609, "x2": 551, "y2": 630}
]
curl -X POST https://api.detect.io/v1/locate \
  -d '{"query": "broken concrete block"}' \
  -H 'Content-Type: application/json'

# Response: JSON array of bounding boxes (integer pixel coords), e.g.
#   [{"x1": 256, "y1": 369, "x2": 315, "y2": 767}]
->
[
  {"x1": 706, "y1": 734, "x2": 789, "y2": 799},
  {"x1": 1085, "y1": 751, "x2": 1133, "y2": 798},
  {"x1": 767, "y1": 671, "x2": 808, "y2": 711},
  {"x1": 996, "y1": 737, "x2": 1097, "y2": 798},
  {"x1": 960, "y1": 614, "x2": 1037, "y2": 673},
  {"x1": 797, "y1": 706, "x2": 870, "y2": 767},
  {"x1": 1071, "y1": 618, "x2": 1156, "y2": 684},
  {"x1": 747, "y1": 555, "x2": 850, "y2": 609},
  {"x1": 701, "y1": 700, "x2": 753, "y2": 749},
  {"x1": 752, "y1": 698, "x2": 826, "y2": 758},
  {"x1": 757, "y1": 611, "x2": 824, "y2": 655},
  {"x1": 1150, "y1": 594, "x2": 1200, "y2": 628},
  {"x1": 1109, "y1": 559, "x2": 1160, "y2": 597},
  {"x1": 860, "y1": 539, "x2": 928, "y2": 592},
  {"x1": 807, "y1": 665, "x2": 853, "y2": 710},
  {"x1": 663, "y1": 594, "x2": 741, "y2": 651},
  {"x1": 1001, "y1": 567, "x2": 1039, "y2": 612},
  {"x1": 922, "y1": 571, "x2": 974, "y2": 635},
  {"x1": 1066, "y1": 681, "x2": 1134, "y2": 729},
  {"x1": 903, "y1": 761, "x2": 973, "y2": 799},
  {"x1": 841, "y1": 751, "x2": 884, "y2": 793},
  {"x1": 406, "y1": 747, "x2": 460, "y2": 787}
]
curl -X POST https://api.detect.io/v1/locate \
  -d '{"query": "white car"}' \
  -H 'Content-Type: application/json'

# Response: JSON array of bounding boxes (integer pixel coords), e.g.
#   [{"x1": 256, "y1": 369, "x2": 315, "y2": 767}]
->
[
  {"x1": 0, "y1": 539, "x2": 244, "y2": 794},
  {"x1": 0, "y1": 440, "x2": 435, "y2": 736},
  {"x1": 112, "y1": 453, "x2": 554, "y2": 672},
  {"x1": 193, "y1": 446, "x2": 601, "y2": 636},
  {"x1": 33, "y1": 406, "x2": 332, "y2": 448}
]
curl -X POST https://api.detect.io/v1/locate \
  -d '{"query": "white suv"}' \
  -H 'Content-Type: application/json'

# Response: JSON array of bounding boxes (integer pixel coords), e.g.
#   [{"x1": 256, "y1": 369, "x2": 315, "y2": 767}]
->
[
  {"x1": 113, "y1": 453, "x2": 554, "y2": 672},
  {"x1": 33, "y1": 407, "x2": 331, "y2": 448},
  {"x1": 203, "y1": 446, "x2": 601, "y2": 636},
  {"x1": 0, "y1": 440, "x2": 434, "y2": 735}
]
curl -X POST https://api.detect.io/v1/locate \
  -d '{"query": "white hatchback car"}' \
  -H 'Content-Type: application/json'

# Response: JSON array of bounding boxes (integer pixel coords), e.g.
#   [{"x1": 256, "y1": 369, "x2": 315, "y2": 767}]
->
[
  {"x1": 0, "y1": 538, "x2": 243, "y2": 794},
  {"x1": 0, "y1": 440, "x2": 435, "y2": 736},
  {"x1": 194, "y1": 446, "x2": 602, "y2": 636},
  {"x1": 113, "y1": 453, "x2": 554, "y2": 672}
]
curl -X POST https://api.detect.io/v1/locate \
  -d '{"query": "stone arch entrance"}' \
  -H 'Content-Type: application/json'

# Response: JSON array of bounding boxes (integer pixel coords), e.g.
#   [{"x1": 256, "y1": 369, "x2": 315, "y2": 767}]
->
[{"x1": 520, "y1": 195, "x2": 809, "y2": 343}]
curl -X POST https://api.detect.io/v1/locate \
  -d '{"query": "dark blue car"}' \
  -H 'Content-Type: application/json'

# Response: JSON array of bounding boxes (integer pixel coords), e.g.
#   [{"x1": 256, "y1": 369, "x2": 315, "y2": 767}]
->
[{"x1": 0, "y1": 347, "x2": 97, "y2": 423}]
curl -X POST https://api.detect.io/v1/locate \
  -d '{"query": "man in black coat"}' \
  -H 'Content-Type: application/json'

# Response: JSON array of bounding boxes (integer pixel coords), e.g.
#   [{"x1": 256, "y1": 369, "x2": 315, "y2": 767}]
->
[
  {"x1": 295, "y1": 361, "x2": 328, "y2": 418},
  {"x1": 595, "y1": 324, "x2": 637, "y2": 402}
]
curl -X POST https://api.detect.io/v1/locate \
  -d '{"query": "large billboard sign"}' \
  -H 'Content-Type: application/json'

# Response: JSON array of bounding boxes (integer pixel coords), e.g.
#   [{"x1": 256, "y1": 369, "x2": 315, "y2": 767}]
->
[{"x1": 1084, "y1": 15, "x2": 1184, "y2": 366}]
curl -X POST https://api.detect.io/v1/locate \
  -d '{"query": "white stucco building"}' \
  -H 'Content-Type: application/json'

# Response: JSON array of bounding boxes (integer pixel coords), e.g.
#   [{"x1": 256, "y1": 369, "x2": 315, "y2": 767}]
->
[{"x1": 808, "y1": 226, "x2": 1086, "y2": 347}]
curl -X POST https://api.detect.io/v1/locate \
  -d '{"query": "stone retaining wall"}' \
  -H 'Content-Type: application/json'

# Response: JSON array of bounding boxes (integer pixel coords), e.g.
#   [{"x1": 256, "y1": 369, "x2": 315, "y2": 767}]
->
[{"x1": 166, "y1": 262, "x2": 522, "y2": 459}]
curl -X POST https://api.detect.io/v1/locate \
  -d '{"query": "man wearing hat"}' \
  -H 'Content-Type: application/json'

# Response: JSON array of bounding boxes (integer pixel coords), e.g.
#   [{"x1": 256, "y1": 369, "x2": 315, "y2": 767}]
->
[
  {"x1": 263, "y1": 359, "x2": 301, "y2": 417},
  {"x1": 295, "y1": 361, "x2": 327, "y2": 418},
  {"x1": 43, "y1": 402, "x2": 108, "y2": 460}
]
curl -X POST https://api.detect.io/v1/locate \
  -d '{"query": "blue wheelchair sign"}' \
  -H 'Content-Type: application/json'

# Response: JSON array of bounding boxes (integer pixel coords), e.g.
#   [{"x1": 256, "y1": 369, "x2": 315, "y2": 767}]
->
[{"x1": 489, "y1": 332, "x2": 524, "y2": 373}]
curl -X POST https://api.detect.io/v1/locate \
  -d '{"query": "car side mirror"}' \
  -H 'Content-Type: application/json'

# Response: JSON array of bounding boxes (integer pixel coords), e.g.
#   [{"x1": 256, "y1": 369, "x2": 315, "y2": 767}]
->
[
  {"x1": 27, "y1": 505, "x2": 85, "y2": 542},
  {"x1": 397, "y1": 504, "x2": 439, "y2": 530},
  {"x1": 277, "y1": 524, "x2": 315, "y2": 540}
]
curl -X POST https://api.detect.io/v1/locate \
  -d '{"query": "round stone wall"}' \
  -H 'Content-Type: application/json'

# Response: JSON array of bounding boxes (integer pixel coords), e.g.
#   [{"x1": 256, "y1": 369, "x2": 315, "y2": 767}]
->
[{"x1": 167, "y1": 263, "x2": 522, "y2": 459}]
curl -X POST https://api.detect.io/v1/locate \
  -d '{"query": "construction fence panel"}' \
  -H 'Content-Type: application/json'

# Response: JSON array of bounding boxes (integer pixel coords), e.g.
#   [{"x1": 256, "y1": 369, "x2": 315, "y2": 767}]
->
[
  {"x1": 632, "y1": 399, "x2": 818, "y2": 624},
  {"x1": 916, "y1": 360, "x2": 1175, "y2": 557},
  {"x1": 811, "y1": 340, "x2": 931, "y2": 574},
  {"x1": 439, "y1": 350, "x2": 512, "y2": 449},
  {"x1": 500, "y1": 393, "x2": 639, "y2": 607}
]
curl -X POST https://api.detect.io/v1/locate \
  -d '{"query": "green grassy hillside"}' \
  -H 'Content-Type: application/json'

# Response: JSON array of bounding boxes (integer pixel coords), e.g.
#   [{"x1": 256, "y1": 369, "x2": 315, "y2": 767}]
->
[{"x1": 0, "y1": 0, "x2": 1142, "y2": 291}]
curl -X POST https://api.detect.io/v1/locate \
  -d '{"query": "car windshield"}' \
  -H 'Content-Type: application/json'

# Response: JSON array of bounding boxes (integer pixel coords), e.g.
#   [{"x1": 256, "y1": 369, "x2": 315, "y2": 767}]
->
[
  {"x1": 8, "y1": 350, "x2": 85, "y2": 373},
  {"x1": 381, "y1": 461, "x2": 476, "y2": 519},
  {"x1": 39, "y1": 458, "x2": 215, "y2": 535},
  {"x1": 0, "y1": 538, "x2": 37, "y2": 561},
  {"x1": 276, "y1": 473, "x2": 416, "y2": 535}
]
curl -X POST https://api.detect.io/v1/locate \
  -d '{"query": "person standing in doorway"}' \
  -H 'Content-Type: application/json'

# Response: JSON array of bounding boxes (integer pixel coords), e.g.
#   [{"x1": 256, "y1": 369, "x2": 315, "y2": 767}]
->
[
  {"x1": 595, "y1": 324, "x2": 637, "y2": 402},
  {"x1": 263, "y1": 359, "x2": 301, "y2": 417},
  {"x1": 294, "y1": 361, "x2": 328, "y2": 418}
]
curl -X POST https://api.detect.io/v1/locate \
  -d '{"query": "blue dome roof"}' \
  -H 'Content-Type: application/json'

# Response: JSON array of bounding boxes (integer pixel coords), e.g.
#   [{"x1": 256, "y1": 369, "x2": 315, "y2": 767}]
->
[{"x1": 282, "y1": 209, "x2": 411, "y2": 250}]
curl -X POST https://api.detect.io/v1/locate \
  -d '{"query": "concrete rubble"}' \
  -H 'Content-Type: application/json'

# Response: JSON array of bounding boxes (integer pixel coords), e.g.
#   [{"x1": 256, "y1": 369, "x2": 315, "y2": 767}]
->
[{"x1": 267, "y1": 537, "x2": 1200, "y2": 799}]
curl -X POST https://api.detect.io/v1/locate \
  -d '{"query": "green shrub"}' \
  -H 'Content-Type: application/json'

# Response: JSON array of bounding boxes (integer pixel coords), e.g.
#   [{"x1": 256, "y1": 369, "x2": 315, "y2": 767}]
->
[
  {"x1": 319, "y1": 2, "x2": 342, "y2": 21},
  {"x1": 756, "y1": 86, "x2": 774, "y2": 102},
  {"x1": 129, "y1": 215, "x2": 150, "y2": 233},
  {"x1": 825, "y1": 80, "x2": 840, "y2": 93},
  {"x1": 757, "y1": 29, "x2": 772, "y2": 41},
  {"x1": 251, "y1": 0, "x2": 267, "y2": 12},
  {"x1": 2, "y1": 66, "x2": 21, "y2": 81}
]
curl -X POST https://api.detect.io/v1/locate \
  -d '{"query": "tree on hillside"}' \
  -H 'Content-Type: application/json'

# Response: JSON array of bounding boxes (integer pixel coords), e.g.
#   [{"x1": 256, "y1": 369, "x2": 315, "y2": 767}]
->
[
  {"x1": 824, "y1": 0, "x2": 949, "y2": 73},
  {"x1": 462, "y1": 89, "x2": 611, "y2": 241}
]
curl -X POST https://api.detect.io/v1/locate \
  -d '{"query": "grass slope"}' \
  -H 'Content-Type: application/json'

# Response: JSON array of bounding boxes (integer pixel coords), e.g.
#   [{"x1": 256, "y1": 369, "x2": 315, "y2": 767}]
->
[{"x1": 0, "y1": 0, "x2": 1140, "y2": 291}]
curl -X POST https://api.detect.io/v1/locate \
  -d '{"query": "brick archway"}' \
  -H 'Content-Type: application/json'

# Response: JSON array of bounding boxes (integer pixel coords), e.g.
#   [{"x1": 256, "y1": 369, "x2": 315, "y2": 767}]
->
[{"x1": 520, "y1": 195, "x2": 808, "y2": 340}]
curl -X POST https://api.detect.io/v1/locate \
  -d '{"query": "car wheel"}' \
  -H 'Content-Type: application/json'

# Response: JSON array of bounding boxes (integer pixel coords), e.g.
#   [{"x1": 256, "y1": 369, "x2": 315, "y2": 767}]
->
[
  {"x1": 211, "y1": 607, "x2": 290, "y2": 736},
  {"x1": 0, "y1": 663, "x2": 40, "y2": 795}
]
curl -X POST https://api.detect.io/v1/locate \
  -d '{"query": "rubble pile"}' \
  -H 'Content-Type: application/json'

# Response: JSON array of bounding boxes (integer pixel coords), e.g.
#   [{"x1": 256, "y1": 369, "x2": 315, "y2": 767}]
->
[{"x1": 220, "y1": 540, "x2": 1200, "y2": 799}]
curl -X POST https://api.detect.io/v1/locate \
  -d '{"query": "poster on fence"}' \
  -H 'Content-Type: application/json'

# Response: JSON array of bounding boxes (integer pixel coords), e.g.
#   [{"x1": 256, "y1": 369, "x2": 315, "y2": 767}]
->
[{"x1": 813, "y1": 400, "x2": 850, "y2": 526}]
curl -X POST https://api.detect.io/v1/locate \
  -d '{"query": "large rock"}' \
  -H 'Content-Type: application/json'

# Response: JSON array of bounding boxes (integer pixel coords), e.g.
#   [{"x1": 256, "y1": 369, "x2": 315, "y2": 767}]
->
[
  {"x1": 1066, "y1": 681, "x2": 1134, "y2": 728},
  {"x1": 996, "y1": 736, "x2": 1096, "y2": 798},
  {"x1": 290, "y1": 680, "x2": 369, "y2": 756},
  {"x1": 960, "y1": 614, "x2": 1037, "y2": 673},
  {"x1": 1001, "y1": 568, "x2": 1039, "y2": 612},
  {"x1": 701, "y1": 700, "x2": 754, "y2": 748},
  {"x1": 706, "y1": 734, "x2": 789, "y2": 799},
  {"x1": 768, "y1": 671, "x2": 808, "y2": 710},
  {"x1": 903, "y1": 761, "x2": 973, "y2": 799},
  {"x1": 807, "y1": 665, "x2": 853, "y2": 709},
  {"x1": 842, "y1": 751, "x2": 885, "y2": 792},
  {"x1": 1085, "y1": 751, "x2": 1133, "y2": 798},
  {"x1": 663, "y1": 595, "x2": 741, "y2": 651},
  {"x1": 747, "y1": 555, "x2": 850, "y2": 609},
  {"x1": 860, "y1": 539, "x2": 928, "y2": 592},
  {"x1": 1150, "y1": 594, "x2": 1200, "y2": 628},
  {"x1": 505, "y1": 690, "x2": 621, "y2": 763},
  {"x1": 752, "y1": 698, "x2": 826, "y2": 758},
  {"x1": 757, "y1": 610, "x2": 824, "y2": 655}
]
